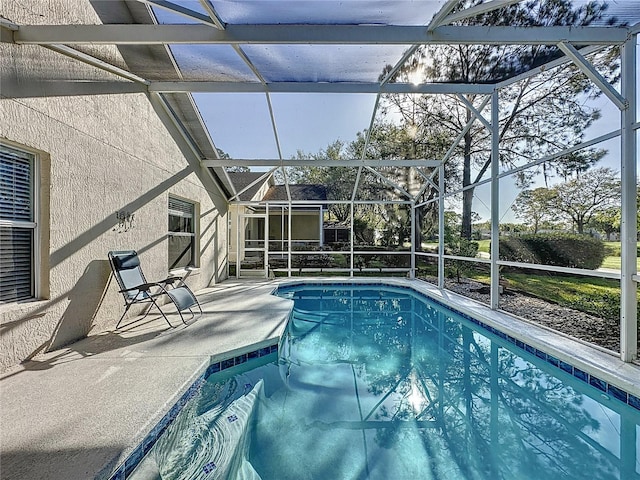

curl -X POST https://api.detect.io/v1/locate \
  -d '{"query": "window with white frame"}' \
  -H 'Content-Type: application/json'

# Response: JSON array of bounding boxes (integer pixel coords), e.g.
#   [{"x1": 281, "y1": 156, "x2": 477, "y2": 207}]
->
[
  {"x1": 168, "y1": 196, "x2": 197, "y2": 270},
  {"x1": 0, "y1": 144, "x2": 37, "y2": 303}
]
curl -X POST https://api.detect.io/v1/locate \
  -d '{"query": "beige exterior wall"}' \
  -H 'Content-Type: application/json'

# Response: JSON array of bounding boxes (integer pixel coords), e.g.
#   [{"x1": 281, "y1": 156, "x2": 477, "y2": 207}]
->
[
  {"x1": 290, "y1": 211, "x2": 321, "y2": 242},
  {"x1": 268, "y1": 210, "x2": 322, "y2": 243},
  {"x1": 0, "y1": 1, "x2": 228, "y2": 372}
]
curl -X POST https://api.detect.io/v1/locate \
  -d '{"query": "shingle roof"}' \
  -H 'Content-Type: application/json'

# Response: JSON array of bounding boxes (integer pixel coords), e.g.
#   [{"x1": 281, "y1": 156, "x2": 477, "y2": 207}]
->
[
  {"x1": 262, "y1": 184, "x2": 328, "y2": 202},
  {"x1": 226, "y1": 172, "x2": 270, "y2": 201}
]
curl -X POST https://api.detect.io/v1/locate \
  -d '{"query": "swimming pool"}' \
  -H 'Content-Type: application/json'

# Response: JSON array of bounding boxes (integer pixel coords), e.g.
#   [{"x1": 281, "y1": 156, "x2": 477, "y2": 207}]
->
[{"x1": 127, "y1": 283, "x2": 640, "y2": 480}]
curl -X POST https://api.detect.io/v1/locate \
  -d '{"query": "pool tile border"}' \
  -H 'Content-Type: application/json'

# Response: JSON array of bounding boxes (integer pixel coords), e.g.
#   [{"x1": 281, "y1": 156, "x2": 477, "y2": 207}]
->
[
  {"x1": 276, "y1": 281, "x2": 640, "y2": 413},
  {"x1": 108, "y1": 343, "x2": 278, "y2": 480}
]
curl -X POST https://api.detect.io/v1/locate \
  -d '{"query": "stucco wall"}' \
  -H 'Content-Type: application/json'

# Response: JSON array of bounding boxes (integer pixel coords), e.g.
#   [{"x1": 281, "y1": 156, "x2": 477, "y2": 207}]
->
[
  {"x1": 290, "y1": 211, "x2": 321, "y2": 241},
  {"x1": 0, "y1": 1, "x2": 229, "y2": 372}
]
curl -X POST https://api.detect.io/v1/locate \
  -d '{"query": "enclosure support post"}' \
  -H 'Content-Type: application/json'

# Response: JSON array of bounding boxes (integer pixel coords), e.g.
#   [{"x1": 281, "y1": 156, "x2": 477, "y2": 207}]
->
[
  {"x1": 318, "y1": 205, "x2": 323, "y2": 247},
  {"x1": 265, "y1": 203, "x2": 270, "y2": 279},
  {"x1": 350, "y1": 202, "x2": 355, "y2": 277},
  {"x1": 410, "y1": 202, "x2": 416, "y2": 279},
  {"x1": 490, "y1": 89, "x2": 500, "y2": 310},
  {"x1": 288, "y1": 201, "x2": 292, "y2": 277},
  {"x1": 620, "y1": 35, "x2": 638, "y2": 362},
  {"x1": 438, "y1": 164, "x2": 445, "y2": 289}
]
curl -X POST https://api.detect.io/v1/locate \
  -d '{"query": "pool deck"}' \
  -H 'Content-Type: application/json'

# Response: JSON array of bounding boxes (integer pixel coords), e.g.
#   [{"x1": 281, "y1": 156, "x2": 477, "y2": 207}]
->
[
  {"x1": 0, "y1": 279, "x2": 290, "y2": 480},
  {"x1": 1, "y1": 277, "x2": 639, "y2": 480}
]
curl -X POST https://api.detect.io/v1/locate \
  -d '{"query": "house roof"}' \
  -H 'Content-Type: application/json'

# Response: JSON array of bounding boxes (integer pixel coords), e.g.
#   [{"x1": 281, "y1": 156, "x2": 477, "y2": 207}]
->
[
  {"x1": 226, "y1": 172, "x2": 271, "y2": 201},
  {"x1": 262, "y1": 184, "x2": 328, "y2": 202}
]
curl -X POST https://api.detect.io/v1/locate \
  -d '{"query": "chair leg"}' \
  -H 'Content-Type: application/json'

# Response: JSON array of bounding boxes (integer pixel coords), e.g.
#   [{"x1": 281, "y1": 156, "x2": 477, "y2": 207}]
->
[
  {"x1": 177, "y1": 308, "x2": 188, "y2": 325},
  {"x1": 115, "y1": 304, "x2": 132, "y2": 329},
  {"x1": 167, "y1": 295, "x2": 189, "y2": 325},
  {"x1": 149, "y1": 296, "x2": 175, "y2": 328},
  {"x1": 140, "y1": 302, "x2": 154, "y2": 320},
  {"x1": 178, "y1": 299, "x2": 202, "y2": 325}
]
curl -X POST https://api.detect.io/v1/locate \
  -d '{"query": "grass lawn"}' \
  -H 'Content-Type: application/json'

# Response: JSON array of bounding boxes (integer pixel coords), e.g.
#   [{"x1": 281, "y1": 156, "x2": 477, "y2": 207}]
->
[
  {"x1": 601, "y1": 255, "x2": 640, "y2": 270},
  {"x1": 505, "y1": 272, "x2": 637, "y2": 319},
  {"x1": 425, "y1": 238, "x2": 638, "y2": 319},
  {"x1": 468, "y1": 270, "x2": 630, "y2": 319},
  {"x1": 476, "y1": 239, "x2": 490, "y2": 254}
]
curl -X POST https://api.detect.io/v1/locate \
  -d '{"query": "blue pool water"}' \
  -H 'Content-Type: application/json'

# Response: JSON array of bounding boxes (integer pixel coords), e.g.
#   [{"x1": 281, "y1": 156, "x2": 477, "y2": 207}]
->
[{"x1": 129, "y1": 284, "x2": 640, "y2": 480}]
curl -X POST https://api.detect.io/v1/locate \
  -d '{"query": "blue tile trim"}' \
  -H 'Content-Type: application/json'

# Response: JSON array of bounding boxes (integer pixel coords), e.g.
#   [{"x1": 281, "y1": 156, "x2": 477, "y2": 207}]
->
[
  {"x1": 607, "y1": 384, "x2": 628, "y2": 403},
  {"x1": 108, "y1": 342, "x2": 278, "y2": 480},
  {"x1": 589, "y1": 376, "x2": 607, "y2": 392},
  {"x1": 275, "y1": 281, "x2": 640, "y2": 414}
]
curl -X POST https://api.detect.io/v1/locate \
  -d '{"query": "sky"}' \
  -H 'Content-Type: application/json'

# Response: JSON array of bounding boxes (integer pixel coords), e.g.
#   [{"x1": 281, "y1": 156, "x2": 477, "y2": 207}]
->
[{"x1": 194, "y1": 92, "x2": 378, "y2": 159}]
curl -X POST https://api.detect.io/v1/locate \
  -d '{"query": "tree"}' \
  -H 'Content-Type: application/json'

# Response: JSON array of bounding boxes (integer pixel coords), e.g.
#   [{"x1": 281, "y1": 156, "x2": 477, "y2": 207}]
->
[
  {"x1": 547, "y1": 167, "x2": 621, "y2": 234},
  {"x1": 286, "y1": 123, "x2": 447, "y2": 247},
  {"x1": 381, "y1": 0, "x2": 616, "y2": 240},
  {"x1": 589, "y1": 207, "x2": 620, "y2": 240},
  {"x1": 512, "y1": 187, "x2": 556, "y2": 234},
  {"x1": 442, "y1": 211, "x2": 479, "y2": 282},
  {"x1": 219, "y1": 148, "x2": 250, "y2": 172},
  {"x1": 225, "y1": 165, "x2": 250, "y2": 173},
  {"x1": 348, "y1": 122, "x2": 450, "y2": 247}
]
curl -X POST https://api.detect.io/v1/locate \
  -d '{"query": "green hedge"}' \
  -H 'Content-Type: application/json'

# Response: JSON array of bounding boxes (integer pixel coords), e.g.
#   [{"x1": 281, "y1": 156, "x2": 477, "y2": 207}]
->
[{"x1": 499, "y1": 233, "x2": 606, "y2": 270}]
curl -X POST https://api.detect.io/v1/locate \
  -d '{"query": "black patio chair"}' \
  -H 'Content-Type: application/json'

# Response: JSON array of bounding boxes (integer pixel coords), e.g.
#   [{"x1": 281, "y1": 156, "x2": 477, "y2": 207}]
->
[{"x1": 108, "y1": 250, "x2": 202, "y2": 329}]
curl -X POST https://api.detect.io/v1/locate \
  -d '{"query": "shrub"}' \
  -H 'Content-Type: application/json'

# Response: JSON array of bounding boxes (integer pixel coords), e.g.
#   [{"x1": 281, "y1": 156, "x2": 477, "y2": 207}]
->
[
  {"x1": 603, "y1": 243, "x2": 621, "y2": 256},
  {"x1": 331, "y1": 254, "x2": 348, "y2": 268},
  {"x1": 499, "y1": 233, "x2": 605, "y2": 269},
  {"x1": 445, "y1": 239, "x2": 480, "y2": 282}
]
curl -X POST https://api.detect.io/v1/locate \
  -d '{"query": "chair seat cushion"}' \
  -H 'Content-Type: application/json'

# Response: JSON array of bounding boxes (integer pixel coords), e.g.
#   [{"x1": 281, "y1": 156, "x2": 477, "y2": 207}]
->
[{"x1": 167, "y1": 286, "x2": 198, "y2": 311}]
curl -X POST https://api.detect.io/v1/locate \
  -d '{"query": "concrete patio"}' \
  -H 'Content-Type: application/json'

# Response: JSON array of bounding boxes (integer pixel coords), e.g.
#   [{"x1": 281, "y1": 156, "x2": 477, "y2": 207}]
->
[{"x1": 0, "y1": 279, "x2": 291, "y2": 480}]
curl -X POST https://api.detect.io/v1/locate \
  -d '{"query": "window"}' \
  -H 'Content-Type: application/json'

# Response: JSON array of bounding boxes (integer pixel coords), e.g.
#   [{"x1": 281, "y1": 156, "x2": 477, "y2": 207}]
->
[
  {"x1": 0, "y1": 144, "x2": 36, "y2": 303},
  {"x1": 168, "y1": 196, "x2": 197, "y2": 270}
]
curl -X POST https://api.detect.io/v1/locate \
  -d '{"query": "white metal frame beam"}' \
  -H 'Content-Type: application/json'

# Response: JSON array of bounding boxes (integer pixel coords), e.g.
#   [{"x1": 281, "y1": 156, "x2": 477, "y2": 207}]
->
[
  {"x1": 428, "y1": 0, "x2": 464, "y2": 31},
  {"x1": 436, "y1": 0, "x2": 523, "y2": 27},
  {"x1": 11, "y1": 25, "x2": 629, "y2": 46},
  {"x1": 137, "y1": 0, "x2": 218, "y2": 27},
  {"x1": 619, "y1": 35, "x2": 638, "y2": 362},
  {"x1": 439, "y1": 96, "x2": 492, "y2": 167},
  {"x1": 196, "y1": 0, "x2": 226, "y2": 29},
  {"x1": 144, "y1": 0, "x2": 286, "y2": 166},
  {"x1": 379, "y1": 0, "x2": 458, "y2": 89},
  {"x1": 490, "y1": 90, "x2": 500, "y2": 309},
  {"x1": 44, "y1": 44, "x2": 150, "y2": 85},
  {"x1": 496, "y1": 45, "x2": 603, "y2": 89},
  {"x1": 148, "y1": 81, "x2": 496, "y2": 94},
  {"x1": 416, "y1": 127, "x2": 623, "y2": 208},
  {"x1": 203, "y1": 158, "x2": 442, "y2": 168},
  {"x1": 457, "y1": 94, "x2": 492, "y2": 130},
  {"x1": 364, "y1": 166, "x2": 412, "y2": 199},
  {"x1": 228, "y1": 168, "x2": 277, "y2": 202},
  {"x1": 557, "y1": 42, "x2": 627, "y2": 110}
]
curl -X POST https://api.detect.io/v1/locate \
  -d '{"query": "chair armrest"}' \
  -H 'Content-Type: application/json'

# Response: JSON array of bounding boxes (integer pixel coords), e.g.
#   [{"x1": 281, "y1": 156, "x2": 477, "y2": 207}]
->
[
  {"x1": 119, "y1": 282, "x2": 159, "y2": 293},
  {"x1": 163, "y1": 276, "x2": 182, "y2": 285}
]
